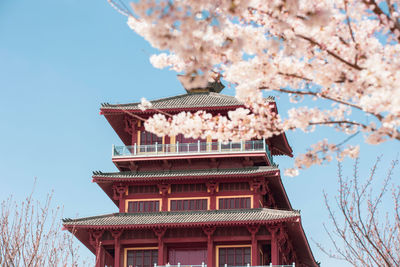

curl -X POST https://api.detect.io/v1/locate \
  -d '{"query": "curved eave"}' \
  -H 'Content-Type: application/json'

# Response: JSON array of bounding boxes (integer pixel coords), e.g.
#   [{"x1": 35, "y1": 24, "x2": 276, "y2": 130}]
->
[
  {"x1": 64, "y1": 216, "x2": 300, "y2": 230},
  {"x1": 93, "y1": 168, "x2": 292, "y2": 210},
  {"x1": 92, "y1": 168, "x2": 279, "y2": 183},
  {"x1": 287, "y1": 217, "x2": 319, "y2": 267},
  {"x1": 100, "y1": 105, "x2": 245, "y2": 114}
]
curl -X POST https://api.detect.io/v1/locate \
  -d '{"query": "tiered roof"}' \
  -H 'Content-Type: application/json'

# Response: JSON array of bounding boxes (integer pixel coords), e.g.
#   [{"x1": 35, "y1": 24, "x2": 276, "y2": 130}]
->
[
  {"x1": 92, "y1": 166, "x2": 279, "y2": 181},
  {"x1": 101, "y1": 92, "x2": 274, "y2": 111},
  {"x1": 63, "y1": 208, "x2": 299, "y2": 228}
]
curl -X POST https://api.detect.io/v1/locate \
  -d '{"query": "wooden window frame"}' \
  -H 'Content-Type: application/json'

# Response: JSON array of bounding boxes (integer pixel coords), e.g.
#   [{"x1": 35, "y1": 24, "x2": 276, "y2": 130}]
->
[
  {"x1": 128, "y1": 185, "x2": 159, "y2": 195},
  {"x1": 124, "y1": 247, "x2": 158, "y2": 267},
  {"x1": 168, "y1": 197, "x2": 210, "y2": 211},
  {"x1": 140, "y1": 131, "x2": 162, "y2": 145},
  {"x1": 125, "y1": 199, "x2": 162, "y2": 213},
  {"x1": 170, "y1": 183, "x2": 207, "y2": 193},
  {"x1": 216, "y1": 245, "x2": 252, "y2": 267},
  {"x1": 219, "y1": 182, "x2": 250, "y2": 192},
  {"x1": 216, "y1": 195, "x2": 253, "y2": 210}
]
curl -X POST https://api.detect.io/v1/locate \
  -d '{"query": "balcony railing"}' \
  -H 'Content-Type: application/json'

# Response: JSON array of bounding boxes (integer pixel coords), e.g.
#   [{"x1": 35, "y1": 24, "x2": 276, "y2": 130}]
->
[{"x1": 112, "y1": 140, "x2": 274, "y2": 164}]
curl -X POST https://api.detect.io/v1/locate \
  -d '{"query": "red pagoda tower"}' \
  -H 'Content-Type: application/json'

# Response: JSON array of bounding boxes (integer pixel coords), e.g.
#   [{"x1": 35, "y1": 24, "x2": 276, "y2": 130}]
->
[{"x1": 63, "y1": 82, "x2": 318, "y2": 267}]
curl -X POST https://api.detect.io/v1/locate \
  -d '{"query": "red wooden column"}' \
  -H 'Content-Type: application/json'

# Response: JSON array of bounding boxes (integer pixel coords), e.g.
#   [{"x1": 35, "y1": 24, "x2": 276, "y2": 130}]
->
[
  {"x1": 270, "y1": 227, "x2": 279, "y2": 265},
  {"x1": 112, "y1": 184, "x2": 128, "y2": 212},
  {"x1": 247, "y1": 224, "x2": 260, "y2": 266},
  {"x1": 90, "y1": 229, "x2": 104, "y2": 267},
  {"x1": 250, "y1": 179, "x2": 263, "y2": 208},
  {"x1": 153, "y1": 227, "x2": 167, "y2": 265},
  {"x1": 206, "y1": 182, "x2": 217, "y2": 210},
  {"x1": 111, "y1": 229, "x2": 123, "y2": 267},
  {"x1": 158, "y1": 184, "x2": 169, "y2": 211},
  {"x1": 203, "y1": 226, "x2": 216, "y2": 267}
]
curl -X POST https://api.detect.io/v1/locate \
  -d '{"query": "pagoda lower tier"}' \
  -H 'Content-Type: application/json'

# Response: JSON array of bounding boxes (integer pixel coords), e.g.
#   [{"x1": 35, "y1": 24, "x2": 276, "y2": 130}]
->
[{"x1": 63, "y1": 208, "x2": 317, "y2": 267}]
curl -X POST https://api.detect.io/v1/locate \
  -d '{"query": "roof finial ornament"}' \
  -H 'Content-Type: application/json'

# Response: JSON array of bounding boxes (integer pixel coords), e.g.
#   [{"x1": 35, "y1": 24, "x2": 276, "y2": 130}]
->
[{"x1": 177, "y1": 72, "x2": 224, "y2": 94}]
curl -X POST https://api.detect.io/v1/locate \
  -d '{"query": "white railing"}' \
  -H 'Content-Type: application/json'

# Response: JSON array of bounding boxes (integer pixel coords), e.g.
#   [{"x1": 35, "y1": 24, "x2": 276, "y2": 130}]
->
[{"x1": 112, "y1": 139, "x2": 274, "y2": 164}]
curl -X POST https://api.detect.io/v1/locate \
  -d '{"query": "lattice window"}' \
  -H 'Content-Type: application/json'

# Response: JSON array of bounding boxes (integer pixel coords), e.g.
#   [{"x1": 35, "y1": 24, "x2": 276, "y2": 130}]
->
[
  {"x1": 219, "y1": 182, "x2": 250, "y2": 191},
  {"x1": 127, "y1": 200, "x2": 160, "y2": 213},
  {"x1": 218, "y1": 247, "x2": 251, "y2": 267},
  {"x1": 170, "y1": 199, "x2": 208, "y2": 211},
  {"x1": 129, "y1": 185, "x2": 159, "y2": 194},
  {"x1": 218, "y1": 197, "x2": 251, "y2": 209},
  {"x1": 171, "y1": 183, "x2": 207, "y2": 193},
  {"x1": 126, "y1": 249, "x2": 158, "y2": 267},
  {"x1": 140, "y1": 131, "x2": 162, "y2": 145}
]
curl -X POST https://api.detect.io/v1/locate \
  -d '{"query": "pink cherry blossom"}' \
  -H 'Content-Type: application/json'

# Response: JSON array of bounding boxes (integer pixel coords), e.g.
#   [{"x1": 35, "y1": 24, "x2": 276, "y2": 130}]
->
[{"x1": 109, "y1": 0, "x2": 400, "y2": 175}]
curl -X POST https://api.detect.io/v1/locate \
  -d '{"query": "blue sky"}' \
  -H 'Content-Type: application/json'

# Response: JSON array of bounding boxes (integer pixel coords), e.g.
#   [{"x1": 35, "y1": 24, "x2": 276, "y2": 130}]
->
[{"x1": 0, "y1": 1, "x2": 398, "y2": 266}]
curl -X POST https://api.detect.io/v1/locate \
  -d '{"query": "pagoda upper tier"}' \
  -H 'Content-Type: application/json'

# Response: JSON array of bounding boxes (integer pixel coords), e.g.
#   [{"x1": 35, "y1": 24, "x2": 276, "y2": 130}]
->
[{"x1": 100, "y1": 92, "x2": 293, "y2": 172}]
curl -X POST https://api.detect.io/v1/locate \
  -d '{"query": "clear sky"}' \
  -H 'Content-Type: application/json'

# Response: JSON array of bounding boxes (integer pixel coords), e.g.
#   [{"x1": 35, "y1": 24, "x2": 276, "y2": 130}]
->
[{"x1": 0, "y1": 1, "x2": 398, "y2": 266}]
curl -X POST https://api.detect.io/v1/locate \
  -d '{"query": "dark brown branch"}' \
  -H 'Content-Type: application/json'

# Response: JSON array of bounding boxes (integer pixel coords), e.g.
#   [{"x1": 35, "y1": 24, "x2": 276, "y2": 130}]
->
[
  {"x1": 296, "y1": 34, "x2": 363, "y2": 70},
  {"x1": 362, "y1": 0, "x2": 400, "y2": 42},
  {"x1": 344, "y1": 0, "x2": 356, "y2": 43}
]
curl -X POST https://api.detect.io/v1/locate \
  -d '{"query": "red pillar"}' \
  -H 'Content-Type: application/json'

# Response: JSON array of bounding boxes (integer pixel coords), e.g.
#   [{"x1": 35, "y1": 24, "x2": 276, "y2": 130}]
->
[
  {"x1": 158, "y1": 184, "x2": 169, "y2": 211},
  {"x1": 251, "y1": 180, "x2": 262, "y2": 208},
  {"x1": 251, "y1": 234, "x2": 258, "y2": 266},
  {"x1": 96, "y1": 245, "x2": 105, "y2": 267},
  {"x1": 207, "y1": 237, "x2": 213, "y2": 267},
  {"x1": 210, "y1": 195, "x2": 216, "y2": 210},
  {"x1": 120, "y1": 198, "x2": 126, "y2": 213},
  {"x1": 271, "y1": 228, "x2": 279, "y2": 265},
  {"x1": 115, "y1": 241, "x2": 121, "y2": 267},
  {"x1": 253, "y1": 193, "x2": 261, "y2": 208},
  {"x1": 158, "y1": 240, "x2": 164, "y2": 265},
  {"x1": 247, "y1": 225, "x2": 260, "y2": 266},
  {"x1": 111, "y1": 230, "x2": 123, "y2": 267},
  {"x1": 207, "y1": 182, "x2": 217, "y2": 210},
  {"x1": 162, "y1": 196, "x2": 168, "y2": 211},
  {"x1": 113, "y1": 184, "x2": 128, "y2": 212},
  {"x1": 153, "y1": 228, "x2": 166, "y2": 265},
  {"x1": 203, "y1": 226, "x2": 216, "y2": 267},
  {"x1": 91, "y1": 230, "x2": 104, "y2": 267}
]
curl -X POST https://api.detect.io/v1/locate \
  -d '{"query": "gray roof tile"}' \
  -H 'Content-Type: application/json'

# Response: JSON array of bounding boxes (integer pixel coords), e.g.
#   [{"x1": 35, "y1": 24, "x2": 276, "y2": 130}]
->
[
  {"x1": 63, "y1": 208, "x2": 299, "y2": 228},
  {"x1": 101, "y1": 92, "x2": 275, "y2": 110},
  {"x1": 92, "y1": 166, "x2": 279, "y2": 181}
]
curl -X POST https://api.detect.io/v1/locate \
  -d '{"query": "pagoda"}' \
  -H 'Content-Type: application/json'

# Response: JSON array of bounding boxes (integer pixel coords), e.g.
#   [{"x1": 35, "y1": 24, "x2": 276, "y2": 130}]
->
[{"x1": 63, "y1": 80, "x2": 318, "y2": 267}]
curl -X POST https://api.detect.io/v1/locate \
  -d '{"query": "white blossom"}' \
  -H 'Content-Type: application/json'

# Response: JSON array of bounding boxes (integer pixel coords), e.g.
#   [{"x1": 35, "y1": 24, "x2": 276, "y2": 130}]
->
[{"x1": 109, "y1": 0, "x2": 400, "y2": 174}]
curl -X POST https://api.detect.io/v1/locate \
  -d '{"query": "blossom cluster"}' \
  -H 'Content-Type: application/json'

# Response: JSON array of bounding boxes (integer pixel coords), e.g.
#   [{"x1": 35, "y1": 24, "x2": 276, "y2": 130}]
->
[{"x1": 111, "y1": 0, "x2": 400, "y2": 175}]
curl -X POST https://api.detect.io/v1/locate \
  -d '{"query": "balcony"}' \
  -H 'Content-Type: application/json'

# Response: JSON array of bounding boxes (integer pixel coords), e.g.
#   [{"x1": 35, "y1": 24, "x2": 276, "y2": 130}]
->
[{"x1": 112, "y1": 140, "x2": 274, "y2": 164}]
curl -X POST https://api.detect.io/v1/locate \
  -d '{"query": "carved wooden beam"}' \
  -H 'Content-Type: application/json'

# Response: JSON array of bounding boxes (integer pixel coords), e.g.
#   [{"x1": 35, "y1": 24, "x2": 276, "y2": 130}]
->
[
  {"x1": 206, "y1": 181, "x2": 218, "y2": 195},
  {"x1": 110, "y1": 229, "x2": 123, "y2": 240},
  {"x1": 112, "y1": 184, "x2": 128, "y2": 200},
  {"x1": 157, "y1": 183, "x2": 169, "y2": 196}
]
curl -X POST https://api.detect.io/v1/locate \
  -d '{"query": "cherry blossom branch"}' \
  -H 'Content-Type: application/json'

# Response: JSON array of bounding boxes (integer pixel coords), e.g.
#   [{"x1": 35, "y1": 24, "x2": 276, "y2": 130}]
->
[
  {"x1": 107, "y1": 0, "x2": 132, "y2": 17},
  {"x1": 0, "y1": 181, "x2": 90, "y2": 266},
  {"x1": 319, "y1": 157, "x2": 400, "y2": 266},
  {"x1": 363, "y1": 0, "x2": 400, "y2": 41},
  {"x1": 263, "y1": 86, "x2": 363, "y2": 112},
  {"x1": 343, "y1": 0, "x2": 356, "y2": 44},
  {"x1": 267, "y1": 86, "x2": 388, "y2": 122},
  {"x1": 277, "y1": 72, "x2": 313, "y2": 82},
  {"x1": 296, "y1": 34, "x2": 363, "y2": 71}
]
